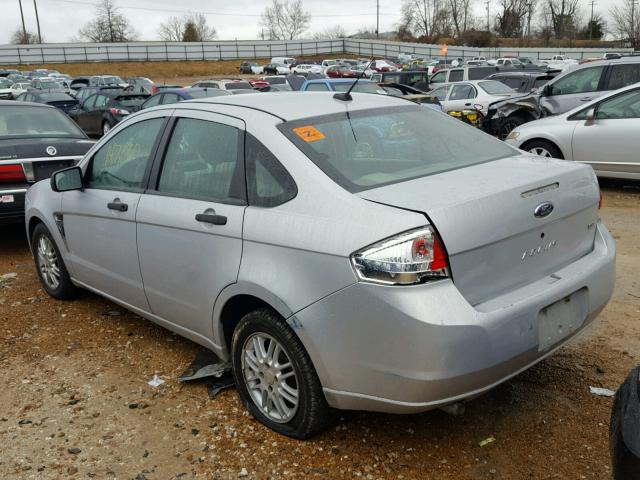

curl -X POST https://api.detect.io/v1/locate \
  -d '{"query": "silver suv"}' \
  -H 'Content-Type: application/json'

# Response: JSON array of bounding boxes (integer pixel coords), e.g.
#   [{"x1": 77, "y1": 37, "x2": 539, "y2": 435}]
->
[
  {"x1": 539, "y1": 56, "x2": 640, "y2": 115},
  {"x1": 26, "y1": 93, "x2": 615, "y2": 438}
]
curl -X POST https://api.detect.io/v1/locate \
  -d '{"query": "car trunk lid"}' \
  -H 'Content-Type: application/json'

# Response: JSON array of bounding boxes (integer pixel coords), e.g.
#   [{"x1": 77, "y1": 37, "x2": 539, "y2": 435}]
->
[{"x1": 357, "y1": 154, "x2": 600, "y2": 306}]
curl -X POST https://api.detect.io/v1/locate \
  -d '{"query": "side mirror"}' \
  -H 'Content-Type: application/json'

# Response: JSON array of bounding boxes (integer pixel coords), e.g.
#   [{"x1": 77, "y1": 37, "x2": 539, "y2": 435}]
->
[
  {"x1": 542, "y1": 84, "x2": 552, "y2": 96},
  {"x1": 585, "y1": 108, "x2": 595, "y2": 125},
  {"x1": 51, "y1": 166, "x2": 83, "y2": 192}
]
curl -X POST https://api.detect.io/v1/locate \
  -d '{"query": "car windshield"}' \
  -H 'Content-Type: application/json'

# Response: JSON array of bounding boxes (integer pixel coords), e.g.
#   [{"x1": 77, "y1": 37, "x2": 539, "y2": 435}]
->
[
  {"x1": 279, "y1": 105, "x2": 514, "y2": 192},
  {"x1": 478, "y1": 81, "x2": 516, "y2": 95},
  {"x1": 333, "y1": 82, "x2": 381, "y2": 94},
  {"x1": 0, "y1": 106, "x2": 85, "y2": 138}
]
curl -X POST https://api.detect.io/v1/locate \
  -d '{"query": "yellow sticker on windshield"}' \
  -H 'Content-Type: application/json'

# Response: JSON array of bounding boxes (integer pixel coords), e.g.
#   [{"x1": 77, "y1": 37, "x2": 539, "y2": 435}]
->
[{"x1": 293, "y1": 125, "x2": 326, "y2": 142}]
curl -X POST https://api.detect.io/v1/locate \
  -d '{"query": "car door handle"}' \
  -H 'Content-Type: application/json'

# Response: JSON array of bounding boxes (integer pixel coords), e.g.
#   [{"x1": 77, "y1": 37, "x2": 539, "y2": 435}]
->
[
  {"x1": 464, "y1": 102, "x2": 472, "y2": 106},
  {"x1": 107, "y1": 201, "x2": 128, "y2": 212},
  {"x1": 195, "y1": 213, "x2": 227, "y2": 225}
]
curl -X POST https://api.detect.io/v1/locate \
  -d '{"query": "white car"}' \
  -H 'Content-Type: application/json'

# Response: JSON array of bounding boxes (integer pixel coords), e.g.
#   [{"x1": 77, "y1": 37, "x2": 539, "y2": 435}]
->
[
  {"x1": 428, "y1": 80, "x2": 517, "y2": 113},
  {"x1": 505, "y1": 82, "x2": 640, "y2": 180},
  {"x1": 191, "y1": 79, "x2": 254, "y2": 91},
  {"x1": 8, "y1": 82, "x2": 31, "y2": 99},
  {"x1": 495, "y1": 58, "x2": 522, "y2": 67},
  {"x1": 293, "y1": 64, "x2": 323, "y2": 75}
]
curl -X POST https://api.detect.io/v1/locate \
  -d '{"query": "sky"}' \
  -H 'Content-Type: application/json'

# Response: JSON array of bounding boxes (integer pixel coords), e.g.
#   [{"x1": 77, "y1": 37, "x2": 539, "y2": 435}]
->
[{"x1": 2, "y1": 0, "x2": 618, "y2": 45}]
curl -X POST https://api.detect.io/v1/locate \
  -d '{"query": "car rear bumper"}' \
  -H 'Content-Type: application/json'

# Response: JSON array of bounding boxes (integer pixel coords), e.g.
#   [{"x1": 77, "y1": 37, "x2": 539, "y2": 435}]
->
[
  {"x1": 0, "y1": 188, "x2": 27, "y2": 225},
  {"x1": 292, "y1": 222, "x2": 615, "y2": 413}
]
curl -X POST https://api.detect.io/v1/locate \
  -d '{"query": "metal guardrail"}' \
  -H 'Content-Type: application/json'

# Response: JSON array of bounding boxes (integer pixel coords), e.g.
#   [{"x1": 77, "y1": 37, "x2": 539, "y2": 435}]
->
[{"x1": 0, "y1": 38, "x2": 632, "y2": 65}]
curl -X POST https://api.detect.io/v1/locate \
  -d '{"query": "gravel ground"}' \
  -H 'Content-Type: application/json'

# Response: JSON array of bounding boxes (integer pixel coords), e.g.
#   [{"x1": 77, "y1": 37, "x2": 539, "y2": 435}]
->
[{"x1": 0, "y1": 180, "x2": 638, "y2": 480}]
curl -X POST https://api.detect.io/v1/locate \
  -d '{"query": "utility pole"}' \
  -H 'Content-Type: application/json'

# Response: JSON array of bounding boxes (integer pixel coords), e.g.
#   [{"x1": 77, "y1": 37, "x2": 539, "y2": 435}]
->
[
  {"x1": 18, "y1": 0, "x2": 27, "y2": 43},
  {"x1": 632, "y1": 0, "x2": 638, "y2": 50},
  {"x1": 588, "y1": 0, "x2": 596, "y2": 41},
  {"x1": 376, "y1": 0, "x2": 380, "y2": 39},
  {"x1": 33, "y1": 0, "x2": 42, "y2": 43},
  {"x1": 485, "y1": 0, "x2": 490, "y2": 32},
  {"x1": 527, "y1": 1, "x2": 533, "y2": 39}
]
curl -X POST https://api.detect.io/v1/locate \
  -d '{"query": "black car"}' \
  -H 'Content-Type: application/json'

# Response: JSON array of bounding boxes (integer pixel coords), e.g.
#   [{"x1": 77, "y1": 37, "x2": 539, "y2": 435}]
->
[
  {"x1": 239, "y1": 61, "x2": 259, "y2": 74},
  {"x1": 140, "y1": 88, "x2": 231, "y2": 109},
  {"x1": 69, "y1": 91, "x2": 150, "y2": 137},
  {"x1": 0, "y1": 101, "x2": 94, "y2": 225},
  {"x1": 611, "y1": 366, "x2": 640, "y2": 479},
  {"x1": 15, "y1": 91, "x2": 79, "y2": 114},
  {"x1": 485, "y1": 71, "x2": 559, "y2": 94},
  {"x1": 69, "y1": 76, "x2": 91, "y2": 92},
  {"x1": 370, "y1": 71, "x2": 430, "y2": 92},
  {"x1": 73, "y1": 85, "x2": 123, "y2": 104}
]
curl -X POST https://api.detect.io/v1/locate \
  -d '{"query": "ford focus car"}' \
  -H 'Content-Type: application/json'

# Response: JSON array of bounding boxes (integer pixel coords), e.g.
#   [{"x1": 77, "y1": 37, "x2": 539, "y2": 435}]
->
[{"x1": 25, "y1": 93, "x2": 615, "y2": 439}]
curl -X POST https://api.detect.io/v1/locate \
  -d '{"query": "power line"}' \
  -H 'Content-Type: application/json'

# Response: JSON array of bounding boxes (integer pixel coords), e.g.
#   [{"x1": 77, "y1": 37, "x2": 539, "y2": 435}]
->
[{"x1": 49, "y1": 0, "x2": 401, "y2": 18}]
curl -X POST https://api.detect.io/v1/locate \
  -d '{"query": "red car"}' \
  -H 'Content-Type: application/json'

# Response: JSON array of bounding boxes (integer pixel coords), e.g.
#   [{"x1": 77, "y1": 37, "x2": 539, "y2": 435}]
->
[
  {"x1": 249, "y1": 79, "x2": 270, "y2": 89},
  {"x1": 325, "y1": 65, "x2": 358, "y2": 78}
]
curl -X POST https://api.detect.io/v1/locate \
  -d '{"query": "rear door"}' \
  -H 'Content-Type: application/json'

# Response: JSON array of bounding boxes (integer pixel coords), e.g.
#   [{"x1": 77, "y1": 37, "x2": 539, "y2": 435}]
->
[
  {"x1": 62, "y1": 111, "x2": 169, "y2": 309},
  {"x1": 136, "y1": 110, "x2": 246, "y2": 340},
  {"x1": 571, "y1": 87, "x2": 640, "y2": 177}
]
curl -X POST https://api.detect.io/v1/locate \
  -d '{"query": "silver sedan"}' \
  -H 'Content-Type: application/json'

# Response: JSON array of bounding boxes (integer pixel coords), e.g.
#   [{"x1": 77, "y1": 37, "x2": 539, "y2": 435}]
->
[
  {"x1": 505, "y1": 83, "x2": 640, "y2": 180},
  {"x1": 25, "y1": 92, "x2": 615, "y2": 438}
]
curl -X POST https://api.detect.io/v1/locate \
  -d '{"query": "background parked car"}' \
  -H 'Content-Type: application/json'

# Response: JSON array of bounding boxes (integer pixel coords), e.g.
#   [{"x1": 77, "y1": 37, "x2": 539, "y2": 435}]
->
[
  {"x1": 429, "y1": 80, "x2": 517, "y2": 113},
  {"x1": 140, "y1": 88, "x2": 232, "y2": 109},
  {"x1": 263, "y1": 63, "x2": 290, "y2": 75},
  {"x1": 239, "y1": 61, "x2": 264, "y2": 74},
  {"x1": 15, "y1": 91, "x2": 80, "y2": 114},
  {"x1": 0, "y1": 101, "x2": 93, "y2": 224},
  {"x1": 190, "y1": 79, "x2": 254, "y2": 90},
  {"x1": 325, "y1": 65, "x2": 358, "y2": 78},
  {"x1": 0, "y1": 78, "x2": 13, "y2": 99},
  {"x1": 538, "y1": 56, "x2": 640, "y2": 115},
  {"x1": 8, "y1": 82, "x2": 31, "y2": 99},
  {"x1": 370, "y1": 71, "x2": 430, "y2": 92},
  {"x1": 292, "y1": 64, "x2": 324, "y2": 76},
  {"x1": 30, "y1": 77, "x2": 64, "y2": 91},
  {"x1": 485, "y1": 71, "x2": 559, "y2": 93},
  {"x1": 299, "y1": 78, "x2": 385, "y2": 94},
  {"x1": 429, "y1": 66, "x2": 500, "y2": 84},
  {"x1": 505, "y1": 82, "x2": 640, "y2": 180},
  {"x1": 89, "y1": 75, "x2": 128, "y2": 88},
  {"x1": 69, "y1": 91, "x2": 149, "y2": 137}
]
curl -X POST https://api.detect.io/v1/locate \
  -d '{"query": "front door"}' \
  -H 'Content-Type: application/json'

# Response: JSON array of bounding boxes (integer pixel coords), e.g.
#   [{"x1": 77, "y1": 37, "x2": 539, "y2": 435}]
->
[
  {"x1": 62, "y1": 112, "x2": 168, "y2": 310},
  {"x1": 571, "y1": 87, "x2": 640, "y2": 177},
  {"x1": 136, "y1": 110, "x2": 246, "y2": 340}
]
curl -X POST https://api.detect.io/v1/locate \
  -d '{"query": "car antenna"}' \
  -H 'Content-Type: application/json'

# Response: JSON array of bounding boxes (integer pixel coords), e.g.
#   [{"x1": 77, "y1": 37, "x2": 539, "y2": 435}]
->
[{"x1": 333, "y1": 58, "x2": 374, "y2": 102}]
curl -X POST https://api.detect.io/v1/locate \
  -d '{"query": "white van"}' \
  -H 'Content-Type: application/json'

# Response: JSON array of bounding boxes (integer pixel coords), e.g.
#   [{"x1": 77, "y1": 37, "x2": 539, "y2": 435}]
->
[{"x1": 271, "y1": 57, "x2": 296, "y2": 65}]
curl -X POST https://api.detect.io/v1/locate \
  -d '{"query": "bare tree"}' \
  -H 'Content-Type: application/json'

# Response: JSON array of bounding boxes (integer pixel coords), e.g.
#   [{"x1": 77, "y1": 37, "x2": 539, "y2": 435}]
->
[
  {"x1": 311, "y1": 25, "x2": 347, "y2": 40},
  {"x1": 260, "y1": 0, "x2": 311, "y2": 40},
  {"x1": 610, "y1": 0, "x2": 640, "y2": 48},
  {"x1": 401, "y1": 0, "x2": 432, "y2": 37},
  {"x1": 495, "y1": 0, "x2": 530, "y2": 37},
  {"x1": 10, "y1": 27, "x2": 40, "y2": 44},
  {"x1": 448, "y1": 0, "x2": 474, "y2": 37},
  {"x1": 158, "y1": 13, "x2": 217, "y2": 42},
  {"x1": 78, "y1": 0, "x2": 136, "y2": 42},
  {"x1": 547, "y1": 0, "x2": 580, "y2": 38}
]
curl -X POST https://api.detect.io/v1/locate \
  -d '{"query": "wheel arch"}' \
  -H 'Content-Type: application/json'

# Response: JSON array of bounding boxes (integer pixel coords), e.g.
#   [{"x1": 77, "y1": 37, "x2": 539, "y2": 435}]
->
[{"x1": 519, "y1": 136, "x2": 567, "y2": 159}]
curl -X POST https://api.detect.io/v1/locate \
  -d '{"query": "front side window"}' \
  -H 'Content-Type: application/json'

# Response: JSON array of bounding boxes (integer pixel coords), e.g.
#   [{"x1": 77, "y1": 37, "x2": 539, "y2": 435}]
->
[
  {"x1": 161, "y1": 93, "x2": 181, "y2": 104},
  {"x1": 157, "y1": 118, "x2": 244, "y2": 204},
  {"x1": 550, "y1": 66, "x2": 604, "y2": 95},
  {"x1": 279, "y1": 105, "x2": 514, "y2": 193},
  {"x1": 430, "y1": 71, "x2": 446, "y2": 84},
  {"x1": 449, "y1": 70, "x2": 464, "y2": 82},
  {"x1": 143, "y1": 94, "x2": 162, "y2": 108},
  {"x1": 94, "y1": 95, "x2": 109, "y2": 108},
  {"x1": 85, "y1": 118, "x2": 164, "y2": 191},
  {"x1": 596, "y1": 89, "x2": 640, "y2": 119}
]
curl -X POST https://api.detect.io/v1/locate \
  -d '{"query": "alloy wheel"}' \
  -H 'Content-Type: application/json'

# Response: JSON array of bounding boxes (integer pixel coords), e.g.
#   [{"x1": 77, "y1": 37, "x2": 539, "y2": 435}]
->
[
  {"x1": 36, "y1": 235, "x2": 60, "y2": 290},
  {"x1": 241, "y1": 333, "x2": 299, "y2": 423},
  {"x1": 529, "y1": 147, "x2": 553, "y2": 157}
]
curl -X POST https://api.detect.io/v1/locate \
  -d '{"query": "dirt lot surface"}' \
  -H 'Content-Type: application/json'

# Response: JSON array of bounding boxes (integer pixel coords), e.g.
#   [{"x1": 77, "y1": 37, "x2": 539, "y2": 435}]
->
[{"x1": 0, "y1": 180, "x2": 638, "y2": 479}]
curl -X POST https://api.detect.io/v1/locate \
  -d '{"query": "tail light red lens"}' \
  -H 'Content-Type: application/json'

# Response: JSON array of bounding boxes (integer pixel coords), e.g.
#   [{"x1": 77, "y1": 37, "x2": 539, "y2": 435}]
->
[{"x1": 0, "y1": 164, "x2": 26, "y2": 183}]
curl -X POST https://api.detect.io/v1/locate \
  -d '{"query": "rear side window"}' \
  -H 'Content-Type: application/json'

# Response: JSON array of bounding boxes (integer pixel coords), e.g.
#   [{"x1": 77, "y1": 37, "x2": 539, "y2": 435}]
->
[
  {"x1": 449, "y1": 70, "x2": 464, "y2": 82},
  {"x1": 500, "y1": 78, "x2": 523, "y2": 90},
  {"x1": 86, "y1": 118, "x2": 164, "y2": 191},
  {"x1": 606, "y1": 64, "x2": 640, "y2": 90},
  {"x1": 245, "y1": 133, "x2": 297, "y2": 207},
  {"x1": 157, "y1": 118, "x2": 244, "y2": 204}
]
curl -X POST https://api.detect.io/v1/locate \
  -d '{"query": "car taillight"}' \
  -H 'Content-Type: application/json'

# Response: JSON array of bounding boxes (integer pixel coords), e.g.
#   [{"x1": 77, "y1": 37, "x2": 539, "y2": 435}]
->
[
  {"x1": 0, "y1": 164, "x2": 26, "y2": 183},
  {"x1": 110, "y1": 107, "x2": 130, "y2": 115},
  {"x1": 151, "y1": 85, "x2": 158, "y2": 94},
  {"x1": 351, "y1": 226, "x2": 449, "y2": 285}
]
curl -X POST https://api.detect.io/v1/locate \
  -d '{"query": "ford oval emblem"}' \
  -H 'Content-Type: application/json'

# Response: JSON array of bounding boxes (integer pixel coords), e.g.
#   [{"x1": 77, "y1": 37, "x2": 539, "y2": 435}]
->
[
  {"x1": 46, "y1": 146, "x2": 57, "y2": 156},
  {"x1": 534, "y1": 201, "x2": 554, "y2": 218}
]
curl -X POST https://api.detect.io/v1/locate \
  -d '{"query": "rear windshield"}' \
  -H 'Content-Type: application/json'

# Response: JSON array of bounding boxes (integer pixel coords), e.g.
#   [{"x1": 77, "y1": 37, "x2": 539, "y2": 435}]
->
[
  {"x1": 39, "y1": 93, "x2": 74, "y2": 101},
  {"x1": 0, "y1": 105, "x2": 85, "y2": 138},
  {"x1": 279, "y1": 105, "x2": 514, "y2": 192},
  {"x1": 225, "y1": 82, "x2": 252, "y2": 90},
  {"x1": 478, "y1": 80, "x2": 515, "y2": 95}
]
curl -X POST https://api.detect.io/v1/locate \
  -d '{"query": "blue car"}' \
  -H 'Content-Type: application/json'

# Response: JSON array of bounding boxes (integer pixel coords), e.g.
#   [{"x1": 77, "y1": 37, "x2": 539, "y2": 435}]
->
[{"x1": 140, "y1": 87, "x2": 232, "y2": 109}]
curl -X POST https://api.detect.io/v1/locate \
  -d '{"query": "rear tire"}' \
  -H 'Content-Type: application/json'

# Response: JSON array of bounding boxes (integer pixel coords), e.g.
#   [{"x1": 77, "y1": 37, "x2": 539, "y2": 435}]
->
[
  {"x1": 498, "y1": 114, "x2": 527, "y2": 140},
  {"x1": 31, "y1": 223, "x2": 79, "y2": 300},
  {"x1": 231, "y1": 308, "x2": 332, "y2": 439},
  {"x1": 522, "y1": 139, "x2": 564, "y2": 159}
]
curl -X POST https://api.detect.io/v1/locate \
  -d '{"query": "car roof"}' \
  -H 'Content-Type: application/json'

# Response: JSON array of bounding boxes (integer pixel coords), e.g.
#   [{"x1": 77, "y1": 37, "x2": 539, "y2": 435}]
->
[{"x1": 178, "y1": 91, "x2": 409, "y2": 121}]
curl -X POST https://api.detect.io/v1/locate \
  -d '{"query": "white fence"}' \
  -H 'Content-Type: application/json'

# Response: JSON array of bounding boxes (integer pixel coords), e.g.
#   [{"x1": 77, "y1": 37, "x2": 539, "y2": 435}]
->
[{"x1": 0, "y1": 38, "x2": 633, "y2": 65}]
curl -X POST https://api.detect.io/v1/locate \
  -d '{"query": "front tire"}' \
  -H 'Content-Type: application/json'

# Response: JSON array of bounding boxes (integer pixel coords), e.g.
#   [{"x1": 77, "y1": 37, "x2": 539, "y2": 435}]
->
[
  {"x1": 522, "y1": 139, "x2": 564, "y2": 159},
  {"x1": 31, "y1": 223, "x2": 79, "y2": 300},
  {"x1": 231, "y1": 308, "x2": 331, "y2": 439}
]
